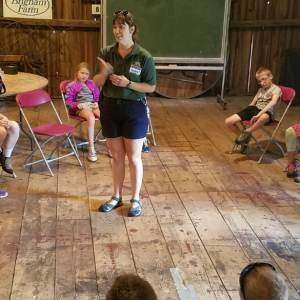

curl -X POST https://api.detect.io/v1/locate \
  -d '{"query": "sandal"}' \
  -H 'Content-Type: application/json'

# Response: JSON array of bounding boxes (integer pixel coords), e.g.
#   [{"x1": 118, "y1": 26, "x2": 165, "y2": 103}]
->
[
  {"x1": 99, "y1": 196, "x2": 123, "y2": 212},
  {"x1": 128, "y1": 199, "x2": 142, "y2": 217}
]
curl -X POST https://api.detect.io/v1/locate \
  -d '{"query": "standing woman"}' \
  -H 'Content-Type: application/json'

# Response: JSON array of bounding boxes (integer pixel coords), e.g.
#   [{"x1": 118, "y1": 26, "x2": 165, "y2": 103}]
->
[{"x1": 93, "y1": 10, "x2": 156, "y2": 217}]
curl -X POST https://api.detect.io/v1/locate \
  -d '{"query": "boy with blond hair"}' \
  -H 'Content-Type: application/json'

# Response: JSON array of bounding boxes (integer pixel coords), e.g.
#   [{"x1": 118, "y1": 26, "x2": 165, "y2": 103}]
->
[
  {"x1": 225, "y1": 67, "x2": 282, "y2": 154},
  {"x1": 239, "y1": 262, "x2": 289, "y2": 300}
]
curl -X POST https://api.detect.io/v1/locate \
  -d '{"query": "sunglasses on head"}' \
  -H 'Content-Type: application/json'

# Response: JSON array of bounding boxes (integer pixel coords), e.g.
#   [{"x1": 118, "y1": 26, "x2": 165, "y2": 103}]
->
[
  {"x1": 240, "y1": 262, "x2": 275, "y2": 300},
  {"x1": 114, "y1": 10, "x2": 133, "y2": 22},
  {"x1": 114, "y1": 10, "x2": 133, "y2": 21},
  {"x1": 114, "y1": 10, "x2": 129, "y2": 16}
]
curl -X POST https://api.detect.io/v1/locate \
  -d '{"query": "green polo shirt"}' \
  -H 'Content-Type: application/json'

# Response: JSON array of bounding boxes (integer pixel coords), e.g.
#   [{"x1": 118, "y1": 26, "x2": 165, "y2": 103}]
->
[{"x1": 94, "y1": 42, "x2": 156, "y2": 100}]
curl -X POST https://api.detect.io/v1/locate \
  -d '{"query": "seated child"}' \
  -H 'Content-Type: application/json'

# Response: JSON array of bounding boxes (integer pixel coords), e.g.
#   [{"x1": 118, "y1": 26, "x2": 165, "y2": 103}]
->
[
  {"x1": 285, "y1": 124, "x2": 300, "y2": 182},
  {"x1": 0, "y1": 113, "x2": 19, "y2": 177},
  {"x1": 65, "y1": 62, "x2": 100, "y2": 162},
  {"x1": 225, "y1": 67, "x2": 282, "y2": 154},
  {"x1": 239, "y1": 262, "x2": 288, "y2": 300},
  {"x1": 105, "y1": 274, "x2": 158, "y2": 300}
]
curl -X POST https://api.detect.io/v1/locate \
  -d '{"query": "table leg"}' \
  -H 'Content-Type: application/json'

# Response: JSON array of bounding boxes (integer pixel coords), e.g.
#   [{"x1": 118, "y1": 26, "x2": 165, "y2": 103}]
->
[{"x1": 18, "y1": 111, "x2": 34, "y2": 150}]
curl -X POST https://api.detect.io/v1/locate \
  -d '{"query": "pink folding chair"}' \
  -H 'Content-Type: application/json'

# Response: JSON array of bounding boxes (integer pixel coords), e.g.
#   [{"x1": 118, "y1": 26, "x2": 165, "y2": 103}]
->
[
  {"x1": 16, "y1": 89, "x2": 82, "y2": 176},
  {"x1": 230, "y1": 86, "x2": 296, "y2": 163},
  {"x1": 60, "y1": 80, "x2": 105, "y2": 147}
]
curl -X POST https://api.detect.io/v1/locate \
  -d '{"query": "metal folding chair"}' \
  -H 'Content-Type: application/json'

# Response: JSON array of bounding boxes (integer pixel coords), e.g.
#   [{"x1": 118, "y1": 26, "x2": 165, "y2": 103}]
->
[
  {"x1": 15, "y1": 89, "x2": 82, "y2": 176},
  {"x1": 145, "y1": 99, "x2": 156, "y2": 146},
  {"x1": 59, "y1": 80, "x2": 106, "y2": 147},
  {"x1": 230, "y1": 85, "x2": 296, "y2": 163}
]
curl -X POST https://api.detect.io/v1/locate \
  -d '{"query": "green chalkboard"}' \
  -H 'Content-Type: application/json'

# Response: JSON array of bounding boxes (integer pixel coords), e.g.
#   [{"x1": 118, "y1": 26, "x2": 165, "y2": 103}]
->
[{"x1": 103, "y1": 0, "x2": 230, "y2": 63}]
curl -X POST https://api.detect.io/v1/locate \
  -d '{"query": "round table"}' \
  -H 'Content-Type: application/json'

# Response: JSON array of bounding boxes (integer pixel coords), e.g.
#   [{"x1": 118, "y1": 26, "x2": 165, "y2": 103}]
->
[
  {"x1": 0, "y1": 72, "x2": 48, "y2": 150},
  {"x1": 0, "y1": 72, "x2": 48, "y2": 97}
]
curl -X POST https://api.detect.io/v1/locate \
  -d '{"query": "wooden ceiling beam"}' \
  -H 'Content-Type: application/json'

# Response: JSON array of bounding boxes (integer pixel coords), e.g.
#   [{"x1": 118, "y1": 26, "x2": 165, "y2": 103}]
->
[{"x1": 0, "y1": 18, "x2": 101, "y2": 28}]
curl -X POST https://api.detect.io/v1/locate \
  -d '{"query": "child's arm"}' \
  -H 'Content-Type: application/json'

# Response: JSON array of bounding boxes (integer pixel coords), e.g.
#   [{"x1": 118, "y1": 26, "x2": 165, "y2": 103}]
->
[
  {"x1": 249, "y1": 93, "x2": 259, "y2": 106},
  {"x1": 251, "y1": 94, "x2": 280, "y2": 123},
  {"x1": 65, "y1": 83, "x2": 80, "y2": 108}
]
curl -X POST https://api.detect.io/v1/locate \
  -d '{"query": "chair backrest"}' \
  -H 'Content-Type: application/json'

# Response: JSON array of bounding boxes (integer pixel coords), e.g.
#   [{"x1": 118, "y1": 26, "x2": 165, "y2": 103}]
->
[
  {"x1": 59, "y1": 80, "x2": 72, "y2": 95},
  {"x1": 277, "y1": 85, "x2": 296, "y2": 103},
  {"x1": 16, "y1": 89, "x2": 52, "y2": 108},
  {"x1": 59, "y1": 80, "x2": 77, "y2": 117}
]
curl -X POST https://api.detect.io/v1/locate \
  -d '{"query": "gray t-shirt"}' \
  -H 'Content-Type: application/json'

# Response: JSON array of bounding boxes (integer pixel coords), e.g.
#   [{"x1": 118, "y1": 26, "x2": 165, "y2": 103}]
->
[
  {"x1": 75, "y1": 86, "x2": 94, "y2": 103},
  {"x1": 253, "y1": 85, "x2": 282, "y2": 118}
]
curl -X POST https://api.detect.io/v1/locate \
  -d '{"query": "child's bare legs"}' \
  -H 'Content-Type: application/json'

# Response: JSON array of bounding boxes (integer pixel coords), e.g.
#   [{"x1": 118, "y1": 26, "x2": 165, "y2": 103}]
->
[
  {"x1": 225, "y1": 114, "x2": 242, "y2": 136},
  {"x1": 247, "y1": 113, "x2": 270, "y2": 133},
  {"x1": 0, "y1": 121, "x2": 19, "y2": 150},
  {"x1": 78, "y1": 108, "x2": 99, "y2": 147},
  {"x1": 236, "y1": 113, "x2": 270, "y2": 145},
  {"x1": 0, "y1": 121, "x2": 20, "y2": 174},
  {"x1": 285, "y1": 127, "x2": 298, "y2": 178}
]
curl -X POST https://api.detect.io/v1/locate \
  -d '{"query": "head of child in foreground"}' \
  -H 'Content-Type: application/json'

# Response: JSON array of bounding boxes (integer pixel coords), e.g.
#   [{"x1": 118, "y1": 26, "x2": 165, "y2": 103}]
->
[
  {"x1": 76, "y1": 62, "x2": 91, "y2": 84},
  {"x1": 256, "y1": 67, "x2": 273, "y2": 89},
  {"x1": 239, "y1": 263, "x2": 288, "y2": 300},
  {"x1": 106, "y1": 274, "x2": 158, "y2": 300}
]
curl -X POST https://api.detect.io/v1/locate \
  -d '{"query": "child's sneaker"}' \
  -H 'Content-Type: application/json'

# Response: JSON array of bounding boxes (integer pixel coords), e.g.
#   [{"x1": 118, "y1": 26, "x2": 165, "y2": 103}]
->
[
  {"x1": 88, "y1": 147, "x2": 97, "y2": 162},
  {"x1": 0, "y1": 189, "x2": 8, "y2": 198},
  {"x1": 235, "y1": 131, "x2": 251, "y2": 145},
  {"x1": 294, "y1": 175, "x2": 300, "y2": 183},
  {"x1": 240, "y1": 143, "x2": 250, "y2": 154},
  {"x1": 142, "y1": 139, "x2": 150, "y2": 153},
  {"x1": 286, "y1": 161, "x2": 299, "y2": 178}
]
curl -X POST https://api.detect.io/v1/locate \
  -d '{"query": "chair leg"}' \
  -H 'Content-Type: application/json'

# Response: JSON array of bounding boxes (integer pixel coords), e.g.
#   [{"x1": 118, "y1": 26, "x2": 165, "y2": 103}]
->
[
  {"x1": 94, "y1": 127, "x2": 106, "y2": 143},
  {"x1": 258, "y1": 125, "x2": 284, "y2": 164},
  {"x1": 296, "y1": 143, "x2": 300, "y2": 155},
  {"x1": 148, "y1": 116, "x2": 156, "y2": 146},
  {"x1": 65, "y1": 120, "x2": 82, "y2": 148},
  {"x1": 66, "y1": 135, "x2": 82, "y2": 167},
  {"x1": 229, "y1": 142, "x2": 239, "y2": 154},
  {"x1": 251, "y1": 135, "x2": 261, "y2": 149}
]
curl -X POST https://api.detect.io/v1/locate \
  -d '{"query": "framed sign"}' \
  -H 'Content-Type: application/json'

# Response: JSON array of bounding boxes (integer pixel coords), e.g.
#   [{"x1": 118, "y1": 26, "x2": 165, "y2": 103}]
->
[{"x1": 3, "y1": 0, "x2": 53, "y2": 19}]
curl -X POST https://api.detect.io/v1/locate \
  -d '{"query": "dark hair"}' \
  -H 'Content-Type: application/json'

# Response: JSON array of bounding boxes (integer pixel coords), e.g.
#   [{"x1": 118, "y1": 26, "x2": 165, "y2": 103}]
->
[
  {"x1": 113, "y1": 11, "x2": 139, "y2": 43},
  {"x1": 106, "y1": 274, "x2": 158, "y2": 300}
]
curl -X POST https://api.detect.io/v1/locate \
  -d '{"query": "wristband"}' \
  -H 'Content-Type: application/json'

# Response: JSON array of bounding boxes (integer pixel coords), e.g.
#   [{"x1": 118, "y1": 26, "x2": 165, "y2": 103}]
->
[{"x1": 126, "y1": 81, "x2": 132, "y2": 89}]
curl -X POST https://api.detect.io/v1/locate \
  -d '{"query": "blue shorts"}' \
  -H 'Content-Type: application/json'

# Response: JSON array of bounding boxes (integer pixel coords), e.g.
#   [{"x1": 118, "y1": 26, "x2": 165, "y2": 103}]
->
[{"x1": 99, "y1": 96, "x2": 149, "y2": 139}]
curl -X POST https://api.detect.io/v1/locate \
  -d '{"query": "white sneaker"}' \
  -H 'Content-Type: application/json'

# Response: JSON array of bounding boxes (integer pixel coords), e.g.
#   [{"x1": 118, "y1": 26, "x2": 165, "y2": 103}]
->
[{"x1": 88, "y1": 148, "x2": 97, "y2": 162}]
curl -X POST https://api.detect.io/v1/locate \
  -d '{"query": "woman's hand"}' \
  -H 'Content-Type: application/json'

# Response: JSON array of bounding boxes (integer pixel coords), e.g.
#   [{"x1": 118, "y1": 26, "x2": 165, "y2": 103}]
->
[
  {"x1": 92, "y1": 102, "x2": 99, "y2": 109},
  {"x1": 0, "y1": 116, "x2": 10, "y2": 128},
  {"x1": 97, "y1": 58, "x2": 114, "y2": 77},
  {"x1": 110, "y1": 75, "x2": 129, "y2": 87},
  {"x1": 77, "y1": 103, "x2": 87, "y2": 110}
]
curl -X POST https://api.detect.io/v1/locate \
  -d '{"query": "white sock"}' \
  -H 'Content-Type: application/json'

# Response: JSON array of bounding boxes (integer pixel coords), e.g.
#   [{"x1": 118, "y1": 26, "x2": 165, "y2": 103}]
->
[{"x1": 4, "y1": 149, "x2": 13, "y2": 157}]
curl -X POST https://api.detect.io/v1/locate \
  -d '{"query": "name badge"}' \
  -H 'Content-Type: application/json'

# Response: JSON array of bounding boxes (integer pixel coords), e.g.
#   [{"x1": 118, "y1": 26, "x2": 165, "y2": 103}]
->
[{"x1": 129, "y1": 65, "x2": 142, "y2": 75}]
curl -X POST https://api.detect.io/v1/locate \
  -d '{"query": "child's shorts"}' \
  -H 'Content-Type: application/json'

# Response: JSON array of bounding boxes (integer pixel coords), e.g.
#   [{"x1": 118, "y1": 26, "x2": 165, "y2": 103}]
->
[
  {"x1": 76, "y1": 102, "x2": 94, "y2": 116},
  {"x1": 99, "y1": 96, "x2": 149, "y2": 139},
  {"x1": 236, "y1": 106, "x2": 273, "y2": 123}
]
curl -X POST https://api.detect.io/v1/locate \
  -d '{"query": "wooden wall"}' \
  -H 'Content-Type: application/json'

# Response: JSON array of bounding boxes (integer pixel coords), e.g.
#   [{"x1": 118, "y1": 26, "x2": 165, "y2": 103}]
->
[
  {"x1": 1, "y1": 0, "x2": 300, "y2": 97},
  {"x1": 0, "y1": 0, "x2": 101, "y2": 97},
  {"x1": 228, "y1": 0, "x2": 300, "y2": 95}
]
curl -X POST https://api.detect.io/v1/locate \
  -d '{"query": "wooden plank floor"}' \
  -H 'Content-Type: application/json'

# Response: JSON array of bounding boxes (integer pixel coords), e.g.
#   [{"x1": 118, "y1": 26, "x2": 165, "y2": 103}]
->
[{"x1": 1, "y1": 95, "x2": 300, "y2": 300}]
